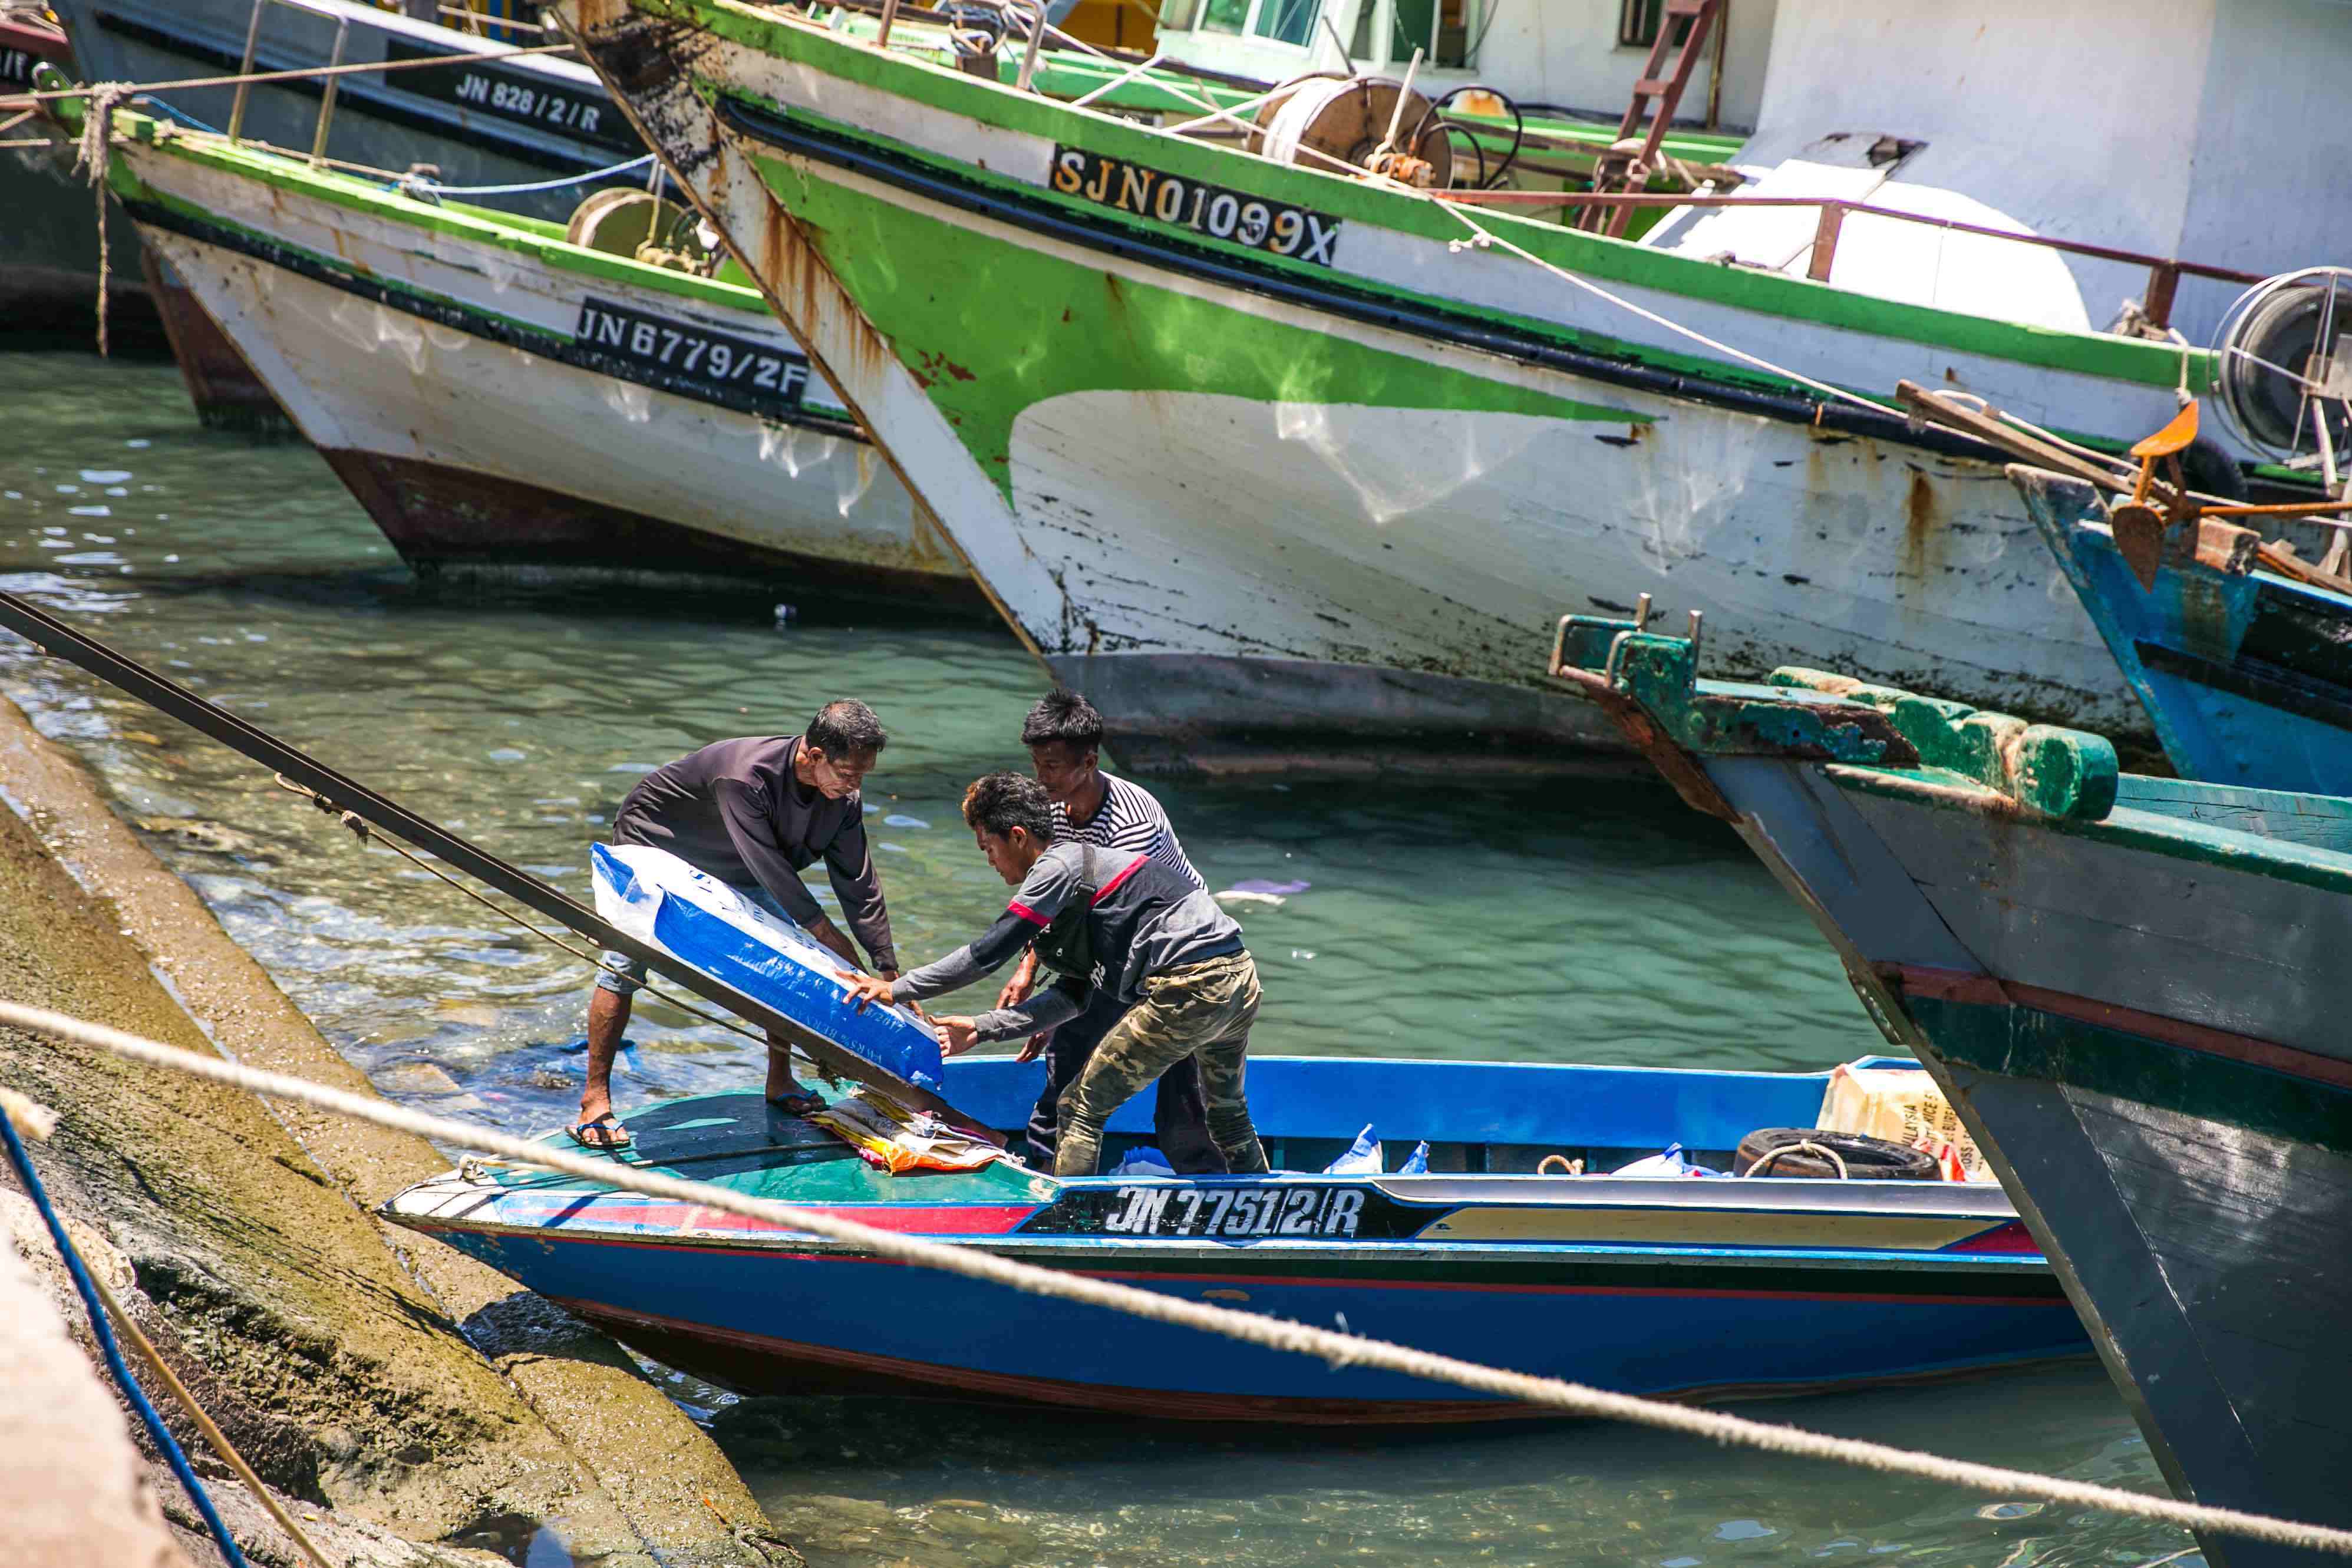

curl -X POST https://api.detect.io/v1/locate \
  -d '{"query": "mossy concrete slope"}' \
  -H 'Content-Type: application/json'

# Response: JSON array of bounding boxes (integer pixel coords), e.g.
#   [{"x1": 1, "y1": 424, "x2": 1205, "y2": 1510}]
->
[{"x1": 0, "y1": 692, "x2": 774, "y2": 1566}]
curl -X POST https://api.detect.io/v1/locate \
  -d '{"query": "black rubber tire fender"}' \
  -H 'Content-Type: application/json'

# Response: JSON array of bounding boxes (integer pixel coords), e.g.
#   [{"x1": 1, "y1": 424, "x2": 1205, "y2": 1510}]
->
[{"x1": 1733, "y1": 1127, "x2": 1939, "y2": 1181}]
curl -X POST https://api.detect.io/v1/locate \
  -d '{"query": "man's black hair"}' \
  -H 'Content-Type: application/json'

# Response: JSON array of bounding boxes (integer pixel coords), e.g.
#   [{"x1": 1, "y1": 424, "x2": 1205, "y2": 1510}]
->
[
  {"x1": 807, "y1": 699, "x2": 886, "y2": 758},
  {"x1": 1020, "y1": 688, "x2": 1104, "y2": 751},
  {"x1": 961, "y1": 771, "x2": 1057, "y2": 844}
]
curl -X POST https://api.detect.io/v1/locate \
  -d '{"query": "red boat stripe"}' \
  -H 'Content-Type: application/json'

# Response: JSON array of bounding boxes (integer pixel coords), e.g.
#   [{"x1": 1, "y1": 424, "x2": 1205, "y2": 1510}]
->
[
  {"x1": 496, "y1": 1202, "x2": 1040, "y2": 1235},
  {"x1": 1888, "y1": 964, "x2": 2352, "y2": 1091},
  {"x1": 1939, "y1": 1221, "x2": 2039, "y2": 1254}
]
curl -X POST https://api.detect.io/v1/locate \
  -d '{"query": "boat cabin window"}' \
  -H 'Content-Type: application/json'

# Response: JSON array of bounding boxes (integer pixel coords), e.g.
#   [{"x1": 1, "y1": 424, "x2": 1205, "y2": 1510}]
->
[
  {"x1": 1169, "y1": 0, "x2": 1479, "y2": 68},
  {"x1": 1255, "y1": 0, "x2": 1323, "y2": 45},
  {"x1": 1617, "y1": 0, "x2": 1696, "y2": 49},
  {"x1": 1189, "y1": 0, "x2": 1326, "y2": 45},
  {"x1": 1390, "y1": 0, "x2": 1478, "y2": 67}
]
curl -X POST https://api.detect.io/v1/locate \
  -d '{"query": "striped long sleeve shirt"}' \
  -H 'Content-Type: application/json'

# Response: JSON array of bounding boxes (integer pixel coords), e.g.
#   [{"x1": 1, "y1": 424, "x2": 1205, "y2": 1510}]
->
[{"x1": 1051, "y1": 773, "x2": 1205, "y2": 892}]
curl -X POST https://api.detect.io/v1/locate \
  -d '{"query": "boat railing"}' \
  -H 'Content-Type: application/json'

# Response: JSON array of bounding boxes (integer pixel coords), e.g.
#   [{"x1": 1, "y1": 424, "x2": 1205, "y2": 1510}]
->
[
  {"x1": 1412, "y1": 189, "x2": 2265, "y2": 334},
  {"x1": 809, "y1": 4, "x2": 2251, "y2": 334},
  {"x1": 226, "y1": 0, "x2": 354, "y2": 167}
]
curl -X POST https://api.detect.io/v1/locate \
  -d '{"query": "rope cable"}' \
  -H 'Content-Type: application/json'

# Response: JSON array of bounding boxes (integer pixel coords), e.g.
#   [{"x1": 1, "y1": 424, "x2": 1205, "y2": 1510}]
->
[
  {"x1": 266, "y1": 775, "x2": 769, "y2": 1047},
  {"x1": 0, "y1": 1091, "x2": 252, "y2": 1567},
  {"x1": 3, "y1": 1000, "x2": 2348, "y2": 1559},
  {"x1": 0, "y1": 41, "x2": 581, "y2": 114},
  {"x1": 409, "y1": 151, "x2": 658, "y2": 197},
  {"x1": 1426, "y1": 194, "x2": 1899, "y2": 422},
  {"x1": 78, "y1": 1259, "x2": 337, "y2": 1568}
]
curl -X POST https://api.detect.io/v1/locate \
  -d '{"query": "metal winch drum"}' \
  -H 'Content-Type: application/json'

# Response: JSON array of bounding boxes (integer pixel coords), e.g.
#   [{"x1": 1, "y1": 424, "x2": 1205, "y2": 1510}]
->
[
  {"x1": 1251, "y1": 74, "x2": 1455, "y2": 189},
  {"x1": 2211, "y1": 265, "x2": 2352, "y2": 462}
]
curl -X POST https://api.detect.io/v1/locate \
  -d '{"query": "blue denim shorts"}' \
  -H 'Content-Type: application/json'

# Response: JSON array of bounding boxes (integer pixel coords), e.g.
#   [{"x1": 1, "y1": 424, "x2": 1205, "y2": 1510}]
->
[{"x1": 594, "y1": 880, "x2": 796, "y2": 996}]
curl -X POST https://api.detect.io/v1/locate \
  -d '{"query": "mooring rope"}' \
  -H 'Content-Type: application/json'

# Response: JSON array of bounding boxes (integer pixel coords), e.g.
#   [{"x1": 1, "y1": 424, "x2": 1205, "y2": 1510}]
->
[
  {"x1": 0, "y1": 1079, "x2": 251, "y2": 1567},
  {"x1": 68, "y1": 81, "x2": 133, "y2": 359},
  {"x1": 407, "y1": 150, "x2": 657, "y2": 197},
  {"x1": 2, "y1": 1001, "x2": 2347, "y2": 1557},
  {"x1": 0, "y1": 41, "x2": 580, "y2": 115},
  {"x1": 267, "y1": 774, "x2": 773, "y2": 1049}
]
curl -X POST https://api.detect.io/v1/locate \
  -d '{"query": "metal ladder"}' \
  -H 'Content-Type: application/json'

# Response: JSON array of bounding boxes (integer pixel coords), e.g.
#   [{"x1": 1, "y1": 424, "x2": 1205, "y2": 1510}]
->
[{"x1": 1574, "y1": 0, "x2": 1723, "y2": 237}]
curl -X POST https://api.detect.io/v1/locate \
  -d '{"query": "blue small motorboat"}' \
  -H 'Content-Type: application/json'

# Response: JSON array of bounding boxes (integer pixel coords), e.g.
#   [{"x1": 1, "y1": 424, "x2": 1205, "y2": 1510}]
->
[{"x1": 384, "y1": 1055, "x2": 2086, "y2": 1423}]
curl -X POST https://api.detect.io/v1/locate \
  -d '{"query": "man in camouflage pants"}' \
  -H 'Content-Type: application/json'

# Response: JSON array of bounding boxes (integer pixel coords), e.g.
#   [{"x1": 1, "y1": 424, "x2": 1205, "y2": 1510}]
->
[{"x1": 840, "y1": 771, "x2": 1268, "y2": 1177}]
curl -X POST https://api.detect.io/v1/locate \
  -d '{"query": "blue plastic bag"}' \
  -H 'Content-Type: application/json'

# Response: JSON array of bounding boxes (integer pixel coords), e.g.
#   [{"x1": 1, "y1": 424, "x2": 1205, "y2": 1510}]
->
[{"x1": 1398, "y1": 1140, "x2": 1430, "y2": 1176}]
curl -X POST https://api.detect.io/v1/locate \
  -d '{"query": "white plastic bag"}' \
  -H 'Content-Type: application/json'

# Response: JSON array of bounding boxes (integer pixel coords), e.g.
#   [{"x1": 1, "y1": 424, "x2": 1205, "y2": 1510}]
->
[{"x1": 1324, "y1": 1124, "x2": 1383, "y2": 1175}]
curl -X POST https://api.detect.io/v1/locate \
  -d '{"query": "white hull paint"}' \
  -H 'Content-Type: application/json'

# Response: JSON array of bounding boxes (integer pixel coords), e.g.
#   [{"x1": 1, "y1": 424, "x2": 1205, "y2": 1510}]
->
[
  {"x1": 118, "y1": 142, "x2": 968, "y2": 599},
  {"x1": 565, "y1": 4, "x2": 2256, "y2": 762}
]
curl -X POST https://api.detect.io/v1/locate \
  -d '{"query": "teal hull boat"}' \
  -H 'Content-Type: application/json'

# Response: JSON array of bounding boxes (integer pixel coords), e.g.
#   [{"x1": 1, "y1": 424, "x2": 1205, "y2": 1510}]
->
[{"x1": 1551, "y1": 612, "x2": 2352, "y2": 1567}]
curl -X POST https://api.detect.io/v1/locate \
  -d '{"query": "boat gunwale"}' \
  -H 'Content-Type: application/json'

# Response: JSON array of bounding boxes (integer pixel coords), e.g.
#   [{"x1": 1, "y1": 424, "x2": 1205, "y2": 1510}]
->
[
  {"x1": 82, "y1": 102, "x2": 783, "y2": 321},
  {"x1": 395, "y1": 1164, "x2": 2023, "y2": 1216},
  {"x1": 385, "y1": 1197, "x2": 2053, "y2": 1277},
  {"x1": 627, "y1": 0, "x2": 2220, "y2": 397},
  {"x1": 105, "y1": 122, "x2": 874, "y2": 441}
]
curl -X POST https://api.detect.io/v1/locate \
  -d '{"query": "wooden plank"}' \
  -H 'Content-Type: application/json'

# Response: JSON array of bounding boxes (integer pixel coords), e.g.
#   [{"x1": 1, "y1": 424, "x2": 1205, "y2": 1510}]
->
[{"x1": 1898, "y1": 385, "x2": 2127, "y2": 491}]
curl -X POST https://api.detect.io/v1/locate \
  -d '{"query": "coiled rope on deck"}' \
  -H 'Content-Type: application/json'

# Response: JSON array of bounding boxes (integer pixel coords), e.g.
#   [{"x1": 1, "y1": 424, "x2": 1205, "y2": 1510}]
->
[{"x1": 3, "y1": 1000, "x2": 2349, "y2": 1559}]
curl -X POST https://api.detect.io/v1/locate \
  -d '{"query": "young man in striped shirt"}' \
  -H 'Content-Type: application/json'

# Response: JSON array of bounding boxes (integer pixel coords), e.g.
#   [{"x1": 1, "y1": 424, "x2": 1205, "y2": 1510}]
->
[{"x1": 994, "y1": 691, "x2": 1228, "y2": 1173}]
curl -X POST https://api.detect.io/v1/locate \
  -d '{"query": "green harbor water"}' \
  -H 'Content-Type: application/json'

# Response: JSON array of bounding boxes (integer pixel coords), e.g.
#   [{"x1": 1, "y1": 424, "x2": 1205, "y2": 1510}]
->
[{"x1": 0, "y1": 351, "x2": 2193, "y2": 1568}]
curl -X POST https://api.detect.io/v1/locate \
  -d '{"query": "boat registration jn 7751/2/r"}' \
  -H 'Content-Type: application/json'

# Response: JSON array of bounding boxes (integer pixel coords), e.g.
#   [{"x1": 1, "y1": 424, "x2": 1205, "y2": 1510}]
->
[{"x1": 1100, "y1": 1183, "x2": 1368, "y2": 1238}]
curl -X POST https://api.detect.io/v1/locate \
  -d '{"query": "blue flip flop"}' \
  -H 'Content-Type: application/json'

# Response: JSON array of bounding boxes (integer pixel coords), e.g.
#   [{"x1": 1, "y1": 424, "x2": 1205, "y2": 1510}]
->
[{"x1": 566, "y1": 1112, "x2": 633, "y2": 1151}]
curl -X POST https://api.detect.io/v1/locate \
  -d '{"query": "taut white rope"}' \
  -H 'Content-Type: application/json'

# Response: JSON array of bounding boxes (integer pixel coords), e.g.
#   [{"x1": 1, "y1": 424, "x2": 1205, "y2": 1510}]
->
[{"x1": 3, "y1": 1000, "x2": 2347, "y2": 1556}]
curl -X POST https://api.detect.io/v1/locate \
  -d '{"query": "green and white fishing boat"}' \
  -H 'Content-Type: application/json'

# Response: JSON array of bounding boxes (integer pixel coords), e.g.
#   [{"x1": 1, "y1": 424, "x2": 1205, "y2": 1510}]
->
[
  {"x1": 556, "y1": 0, "x2": 2344, "y2": 769},
  {"x1": 54, "y1": 94, "x2": 981, "y2": 604}
]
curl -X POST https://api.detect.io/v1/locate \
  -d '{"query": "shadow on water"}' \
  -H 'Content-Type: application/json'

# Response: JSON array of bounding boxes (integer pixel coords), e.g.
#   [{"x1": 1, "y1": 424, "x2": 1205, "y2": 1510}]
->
[
  {"x1": 85, "y1": 560, "x2": 971, "y2": 628},
  {"x1": 701, "y1": 1364, "x2": 2195, "y2": 1568}
]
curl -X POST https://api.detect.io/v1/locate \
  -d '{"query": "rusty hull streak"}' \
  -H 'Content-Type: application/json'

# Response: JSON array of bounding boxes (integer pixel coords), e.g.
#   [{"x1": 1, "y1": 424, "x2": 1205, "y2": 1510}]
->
[
  {"x1": 554, "y1": 2, "x2": 1045, "y2": 659},
  {"x1": 1548, "y1": 663, "x2": 1739, "y2": 821},
  {"x1": 1904, "y1": 467, "x2": 1936, "y2": 564}
]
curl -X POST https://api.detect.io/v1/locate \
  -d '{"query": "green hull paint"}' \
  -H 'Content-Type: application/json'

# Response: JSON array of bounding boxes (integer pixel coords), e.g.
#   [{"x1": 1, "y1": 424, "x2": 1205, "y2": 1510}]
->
[
  {"x1": 648, "y1": 0, "x2": 2210, "y2": 395},
  {"x1": 768, "y1": 155, "x2": 1621, "y2": 497}
]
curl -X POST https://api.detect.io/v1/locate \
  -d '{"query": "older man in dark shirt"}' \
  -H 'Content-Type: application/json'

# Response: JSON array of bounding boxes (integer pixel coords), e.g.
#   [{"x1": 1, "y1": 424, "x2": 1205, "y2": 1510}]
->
[{"x1": 572, "y1": 699, "x2": 899, "y2": 1148}]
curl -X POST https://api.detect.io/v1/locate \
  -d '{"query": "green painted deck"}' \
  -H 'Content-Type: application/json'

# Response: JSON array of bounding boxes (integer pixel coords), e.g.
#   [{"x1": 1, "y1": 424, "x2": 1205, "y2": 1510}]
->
[
  {"x1": 492, "y1": 1091, "x2": 1047, "y2": 1204},
  {"x1": 1553, "y1": 614, "x2": 2352, "y2": 895}
]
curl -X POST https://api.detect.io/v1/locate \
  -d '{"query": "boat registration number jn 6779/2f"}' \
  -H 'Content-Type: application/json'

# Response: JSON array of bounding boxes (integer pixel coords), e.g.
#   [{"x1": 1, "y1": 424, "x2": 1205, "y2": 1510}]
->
[
  {"x1": 572, "y1": 297, "x2": 812, "y2": 420},
  {"x1": 1048, "y1": 146, "x2": 1343, "y2": 268},
  {"x1": 1103, "y1": 1184, "x2": 1365, "y2": 1237}
]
